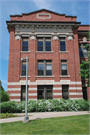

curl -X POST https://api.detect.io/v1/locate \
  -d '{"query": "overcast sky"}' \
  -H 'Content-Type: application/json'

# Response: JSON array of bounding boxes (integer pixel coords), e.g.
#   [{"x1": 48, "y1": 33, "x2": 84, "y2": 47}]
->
[{"x1": 0, "y1": 0, "x2": 90, "y2": 91}]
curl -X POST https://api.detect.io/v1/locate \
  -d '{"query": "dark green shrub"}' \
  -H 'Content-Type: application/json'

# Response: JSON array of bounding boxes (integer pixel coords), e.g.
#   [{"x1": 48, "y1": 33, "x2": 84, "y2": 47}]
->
[
  {"x1": 0, "y1": 90, "x2": 9, "y2": 102},
  {"x1": 0, "y1": 99, "x2": 89, "y2": 113}
]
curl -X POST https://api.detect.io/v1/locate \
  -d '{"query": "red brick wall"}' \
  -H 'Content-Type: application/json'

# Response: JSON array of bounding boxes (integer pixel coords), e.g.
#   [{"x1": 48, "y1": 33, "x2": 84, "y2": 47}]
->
[{"x1": 10, "y1": 10, "x2": 76, "y2": 22}]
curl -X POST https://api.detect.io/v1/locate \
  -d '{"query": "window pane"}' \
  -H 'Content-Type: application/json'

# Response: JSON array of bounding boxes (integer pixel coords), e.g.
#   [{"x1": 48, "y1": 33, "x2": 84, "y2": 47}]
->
[
  {"x1": 46, "y1": 41, "x2": 51, "y2": 51},
  {"x1": 79, "y1": 47, "x2": 83, "y2": 57},
  {"x1": 61, "y1": 64, "x2": 67, "y2": 70},
  {"x1": 21, "y1": 86, "x2": 28, "y2": 101},
  {"x1": 62, "y1": 85, "x2": 69, "y2": 100},
  {"x1": 22, "y1": 38, "x2": 28, "y2": 51},
  {"x1": 38, "y1": 41, "x2": 43, "y2": 51},
  {"x1": 61, "y1": 60, "x2": 67, "y2": 75},
  {"x1": 62, "y1": 70, "x2": 67, "y2": 75},
  {"x1": 47, "y1": 90, "x2": 53, "y2": 99},
  {"x1": 38, "y1": 64, "x2": 44, "y2": 75},
  {"x1": 38, "y1": 90, "x2": 44, "y2": 99},
  {"x1": 83, "y1": 47, "x2": 88, "y2": 57},
  {"x1": 46, "y1": 64, "x2": 52, "y2": 75},
  {"x1": 22, "y1": 61, "x2": 26, "y2": 76},
  {"x1": 60, "y1": 40, "x2": 66, "y2": 51}
]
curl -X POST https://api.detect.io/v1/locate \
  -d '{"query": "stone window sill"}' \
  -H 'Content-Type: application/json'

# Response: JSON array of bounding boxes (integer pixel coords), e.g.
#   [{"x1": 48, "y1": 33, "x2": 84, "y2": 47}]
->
[
  {"x1": 80, "y1": 57, "x2": 88, "y2": 58},
  {"x1": 59, "y1": 51, "x2": 68, "y2": 53},
  {"x1": 36, "y1": 76, "x2": 54, "y2": 77},
  {"x1": 36, "y1": 51, "x2": 54, "y2": 53},
  {"x1": 60, "y1": 75, "x2": 70, "y2": 77},
  {"x1": 20, "y1": 51, "x2": 30, "y2": 53},
  {"x1": 20, "y1": 76, "x2": 30, "y2": 77}
]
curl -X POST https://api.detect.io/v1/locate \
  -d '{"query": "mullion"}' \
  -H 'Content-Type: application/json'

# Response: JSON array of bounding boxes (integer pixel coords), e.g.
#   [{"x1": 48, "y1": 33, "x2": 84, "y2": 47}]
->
[
  {"x1": 43, "y1": 38, "x2": 45, "y2": 51},
  {"x1": 44, "y1": 60, "x2": 46, "y2": 76}
]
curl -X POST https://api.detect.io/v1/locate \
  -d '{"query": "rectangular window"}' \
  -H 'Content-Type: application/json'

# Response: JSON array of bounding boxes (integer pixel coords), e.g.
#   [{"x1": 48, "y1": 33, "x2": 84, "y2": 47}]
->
[
  {"x1": 61, "y1": 60, "x2": 67, "y2": 75},
  {"x1": 37, "y1": 38, "x2": 51, "y2": 51},
  {"x1": 62, "y1": 85, "x2": 69, "y2": 100},
  {"x1": 38, "y1": 85, "x2": 53, "y2": 99},
  {"x1": 21, "y1": 86, "x2": 28, "y2": 101},
  {"x1": 22, "y1": 61, "x2": 26, "y2": 76},
  {"x1": 38, "y1": 60, "x2": 52, "y2": 76},
  {"x1": 82, "y1": 87, "x2": 88, "y2": 100},
  {"x1": 37, "y1": 38, "x2": 43, "y2": 51},
  {"x1": 38, "y1": 61, "x2": 44, "y2": 76},
  {"x1": 22, "y1": 37, "x2": 28, "y2": 51},
  {"x1": 60, "y1": 38, "x2": 66, "y2": 51}
]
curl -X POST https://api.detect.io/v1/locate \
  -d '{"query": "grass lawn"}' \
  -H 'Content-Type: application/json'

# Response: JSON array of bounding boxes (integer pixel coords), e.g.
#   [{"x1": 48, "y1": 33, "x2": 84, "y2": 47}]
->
[
  {"x1": 1, "y1": 115, "x2": 89, "y2": 134},
  {"x1": 0, "y1": 113, "x2": 17, "y2": 119}
]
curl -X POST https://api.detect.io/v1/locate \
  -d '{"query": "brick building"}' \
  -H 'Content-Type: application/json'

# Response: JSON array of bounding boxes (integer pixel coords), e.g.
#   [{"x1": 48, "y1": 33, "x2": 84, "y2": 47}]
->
[{"x1": 6, "y1": 9, "x2": 90, "y2": 102}]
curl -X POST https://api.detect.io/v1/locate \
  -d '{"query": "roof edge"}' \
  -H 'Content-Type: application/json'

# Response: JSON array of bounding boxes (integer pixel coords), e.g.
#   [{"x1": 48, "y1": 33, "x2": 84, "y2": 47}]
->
[{"x1": 10, "y1": 9, "x2": 77, "y2": 18}]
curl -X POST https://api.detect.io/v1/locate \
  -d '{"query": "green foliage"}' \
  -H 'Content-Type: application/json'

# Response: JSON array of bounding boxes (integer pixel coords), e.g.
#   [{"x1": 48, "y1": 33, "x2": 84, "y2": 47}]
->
[
  {"x1": 79, "y1": 32, "x2": 90, "y2": 86},
  {"x1": 79, "y1": 60, "x2": 89, "y2": 78},
  {"x1": 1, "y1": 113, "x2": 17, "y2": 119},
  {"x1": 0, "y1": 90, "x2": 9, "y2": 102},
  {"x1": 1, "y1": 86, "x2": 5, "y2": 91},
  {"x1": 0, "y1": 80, "x2": 9, "y2": 102},
  {"x1": 0, "y1": 99, "x2": 89, "y2": 113}
]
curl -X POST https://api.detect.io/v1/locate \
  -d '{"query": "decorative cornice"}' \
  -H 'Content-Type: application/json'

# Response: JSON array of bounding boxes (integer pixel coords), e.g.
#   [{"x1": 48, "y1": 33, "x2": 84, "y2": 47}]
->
[
  {"x1": 53, "y1": 36, "x2": 58, "y2": 40},
  {"x1": 15, "y1": 35, "x2": 21, "y2": 40},
  {"x1": 83, "y1": 37, "x2": 87, "y2": 42},
  {"x1": 67, "y1": 36, "x2": 73, "y2": 40},
  {"x1": 37, "y1": 13, "x2": 51, "y2": 20},
  {"x1": 30, "y1": 36, "x2": 36, "y2": 40}
]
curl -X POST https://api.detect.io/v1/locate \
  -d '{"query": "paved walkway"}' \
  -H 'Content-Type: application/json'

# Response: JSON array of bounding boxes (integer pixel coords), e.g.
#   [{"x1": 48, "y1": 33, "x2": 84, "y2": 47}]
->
[{"x1": 0, "y1": 111, "x2": 89, "y2": 123}]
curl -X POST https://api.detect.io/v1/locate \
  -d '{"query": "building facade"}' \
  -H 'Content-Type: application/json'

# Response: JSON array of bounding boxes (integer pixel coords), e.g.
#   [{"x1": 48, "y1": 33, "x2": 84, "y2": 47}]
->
[{"x1": 6, "y1": 9, "x2": 90, "y2": 102}]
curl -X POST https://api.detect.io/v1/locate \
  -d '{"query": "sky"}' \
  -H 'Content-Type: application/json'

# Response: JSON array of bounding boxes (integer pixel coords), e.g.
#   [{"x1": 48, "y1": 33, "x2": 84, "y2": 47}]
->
[{"x1": 0, "y1": 0, "x2": 90, "y2": 91}]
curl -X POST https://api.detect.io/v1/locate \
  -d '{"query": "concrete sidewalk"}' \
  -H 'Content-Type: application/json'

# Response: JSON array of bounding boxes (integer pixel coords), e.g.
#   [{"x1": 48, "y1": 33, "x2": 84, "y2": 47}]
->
[{"x1": 0, "y1": 111, "x2": 89, "y2": 123}]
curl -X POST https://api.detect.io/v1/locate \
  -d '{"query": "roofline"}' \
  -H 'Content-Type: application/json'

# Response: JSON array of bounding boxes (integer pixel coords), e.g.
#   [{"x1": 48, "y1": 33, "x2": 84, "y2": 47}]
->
[
  {"x1": 78, "y1": 30, "x2": 90, "y2": 32},
  {"x1": 10, "y1": 9, "x2": 77, "y2": 18},
  {"x1": 80, "y1": 25, "x2": 90, "y2": 26},
  {"x1": 6, "y1": 21, "x2": 81, "y2": 24}
]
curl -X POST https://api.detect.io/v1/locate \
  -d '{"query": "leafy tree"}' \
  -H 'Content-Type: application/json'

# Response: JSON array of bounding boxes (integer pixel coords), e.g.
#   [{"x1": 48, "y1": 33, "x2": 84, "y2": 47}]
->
[
  {"x1": 0, "y1": 80, "x2": 9, "y2": 102},
  {"x1": 79, "y1": 32, "x2": 90, "y2": 86}
]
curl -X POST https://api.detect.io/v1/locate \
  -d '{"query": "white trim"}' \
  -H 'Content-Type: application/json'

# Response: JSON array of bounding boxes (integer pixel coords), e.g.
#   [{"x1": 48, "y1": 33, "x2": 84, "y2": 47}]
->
[
  {"x1": 69, "y1": 87, "x2": 82, "y2": 90},
  {"x1": 59, "y1": 51, "x2": 68, "y2": 53},
  {"x1": 28, "y1": 88, "x2": 37, "y2": 90},
  {"x1": 53, "y1": 93, "x2": 62, "y2": 95},
  {"x1": 28, "y1": 99, "x2": 37, "y2": 101},
  {"x1": 70, "y1": 82, "x2": 82, "y2": 84},
  {"x1": 21, "y1": 35, "x2": 29, "y2": 37},
  {"x1": 70, "y1": 98, "x2": 83, "y2": 100},
  {"x1": 28, "y1": 93, "x2": 37, "y2": 96},
  {"x1": 10, "y1": 94, "x2": 20, "y2": 96},
  {"x1": 69, "y1": 93, "x2": 83, "y2": 95},
  {"x1": 10, "y1": 99, "x2": 20, "y2": 101},
  {"x1": 7, "y1": 88, "x2": 21, "y2": 91},
  {"x1": 37, "y1": 13, "x2": 51, "y2": 19},
  {"x1": 53, "y1": 87, "x2": 62, "y2": 90},
  {"x1": 36, "y1": 76, "x2": 54, "y2": 78},
  {"x1": 37, "y1": 34, "x2": 52, "y2": 37},
  {"x1": 36, "y1": 51, "x2": 54, "y2": 53},
  {"x1": 60, "y1": 75, "x2": 70, "y2": 77},
  {"x1": 20, "y1": 51, "x2": 30, "y2": 53},
  {"x1": 8, "y1": 81, "x2": 82, "y2": 85},
  {"x1": 20, "y1": 76, "x2": 30, "y2": 77}
]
